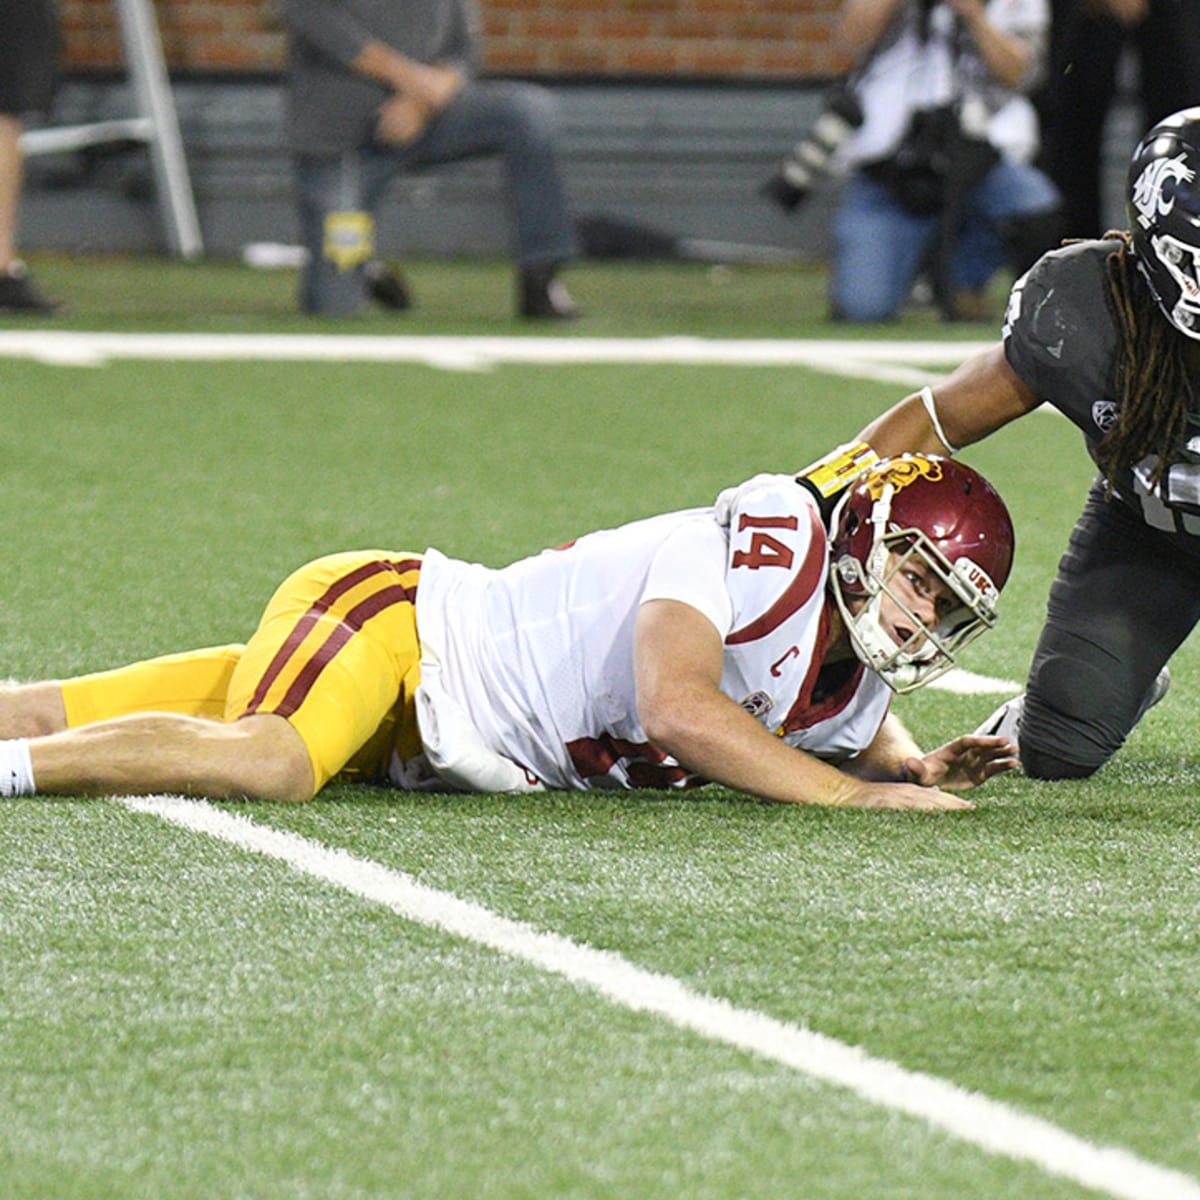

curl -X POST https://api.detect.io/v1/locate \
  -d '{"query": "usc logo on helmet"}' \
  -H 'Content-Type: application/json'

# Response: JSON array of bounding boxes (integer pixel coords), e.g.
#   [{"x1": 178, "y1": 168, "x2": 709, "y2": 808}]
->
[{"x1": 862, "y1": 454, "x2": 944, "y2": 499}]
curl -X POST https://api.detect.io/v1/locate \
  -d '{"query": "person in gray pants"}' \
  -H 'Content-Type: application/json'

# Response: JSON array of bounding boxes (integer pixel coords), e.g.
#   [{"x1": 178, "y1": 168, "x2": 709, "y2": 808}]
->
[
  {"x1": 0, "y1": 0, "x2": 59, "y2": 313},
  {"x1": 284, "y1": 0, "x2": 580, "y2": 319}
]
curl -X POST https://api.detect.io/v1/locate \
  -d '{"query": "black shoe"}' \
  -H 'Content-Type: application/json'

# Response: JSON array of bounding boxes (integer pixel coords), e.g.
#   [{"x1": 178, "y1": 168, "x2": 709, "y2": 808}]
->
[
  {"x1": 364, "y1": 260, "x2": 412, "y2": 311},
  {"x1": 518, "y1": 265, "x2": 579, "y2": 320},
  {"x1": 0, "y1": 263, "x2": 59, "y2": 314}
]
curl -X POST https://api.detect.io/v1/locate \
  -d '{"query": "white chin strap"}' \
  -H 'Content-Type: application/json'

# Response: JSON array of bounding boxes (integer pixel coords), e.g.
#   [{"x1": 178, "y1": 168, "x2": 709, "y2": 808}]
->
[{"x1": 837, "y1": 570, "x2": 954, "y2": 695}]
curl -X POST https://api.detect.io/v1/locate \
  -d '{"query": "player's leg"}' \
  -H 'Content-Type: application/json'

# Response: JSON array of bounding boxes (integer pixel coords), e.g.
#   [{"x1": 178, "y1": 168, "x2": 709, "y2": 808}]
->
[
  {"x1": 1019, "y1": 485, "x2": 1200, "y2": 778},
  {"x1": 0, "y1": 644, "x2": 311, "y2": 800},
  {"x1": 0, "y1": 682, "x2": 68, "y2": 737},
  {"x1": 0, "y1": 555, "x2": 423, "y2": 802},
  {"x1": 24, "y1": 710, "x2": 314, "y2": 802},
  {"x1": 0, "y1": 645, "x2": 244, "y2": 738},
  {"x1": 226, "y1": 551, "x2": 425, "y2": 793}
]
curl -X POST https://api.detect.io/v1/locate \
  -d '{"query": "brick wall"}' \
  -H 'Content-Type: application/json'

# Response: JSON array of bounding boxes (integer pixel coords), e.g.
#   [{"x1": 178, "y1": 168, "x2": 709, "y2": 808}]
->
[{"x1": 58, "y1": 0, "x2": 848, "y2": 80}]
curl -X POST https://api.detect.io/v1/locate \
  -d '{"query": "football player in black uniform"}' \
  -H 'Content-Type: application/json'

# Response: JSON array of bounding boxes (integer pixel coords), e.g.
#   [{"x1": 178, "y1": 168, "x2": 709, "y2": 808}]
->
[{"x1": 853, "y1": 106, "x2": 1200, "y2": 780}]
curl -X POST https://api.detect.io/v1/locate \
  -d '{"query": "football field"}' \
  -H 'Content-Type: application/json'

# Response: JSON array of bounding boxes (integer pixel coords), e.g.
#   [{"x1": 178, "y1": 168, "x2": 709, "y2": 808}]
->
[{"x1": 2, "y1": 257, "x2": 1199, "y2": 1199}]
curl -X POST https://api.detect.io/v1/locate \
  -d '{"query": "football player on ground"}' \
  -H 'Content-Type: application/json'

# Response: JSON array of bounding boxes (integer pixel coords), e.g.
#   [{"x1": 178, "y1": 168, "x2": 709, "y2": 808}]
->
[
  {"x1": 0, "y1": 452, "x2": 1016, "y2": 809},
  {"x1": 853, "y1": 107, "x2": 1200, "y2": 779}
]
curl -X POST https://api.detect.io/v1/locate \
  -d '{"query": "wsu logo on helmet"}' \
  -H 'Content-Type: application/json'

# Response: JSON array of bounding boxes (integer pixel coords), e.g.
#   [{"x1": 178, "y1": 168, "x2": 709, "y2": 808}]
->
[
  {"x1": 1131, "y1": 153, "x2": 1195, "y2": 229},
  {"x1": 863, "y1": 455, "x2": 944, "y2": 499}
]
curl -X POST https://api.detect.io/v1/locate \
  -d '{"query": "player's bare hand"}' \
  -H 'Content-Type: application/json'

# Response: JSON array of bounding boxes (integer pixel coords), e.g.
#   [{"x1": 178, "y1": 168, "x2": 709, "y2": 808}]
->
[
  {"x1": 903, "y1": 734, "x2": 1018, "y2": 792},
  {"x1": 834, "y1": 780, "x2": 975, "y2": 811}
]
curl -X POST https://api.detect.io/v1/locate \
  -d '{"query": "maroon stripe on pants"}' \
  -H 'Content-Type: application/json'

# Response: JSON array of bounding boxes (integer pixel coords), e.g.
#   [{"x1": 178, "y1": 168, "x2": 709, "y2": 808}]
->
[
  {"x1": 268, "y1": 582, "x2": 417, "y2": 718},
  {"x1": 245, "y1": 558, "x2": 420, "y2": 716}
]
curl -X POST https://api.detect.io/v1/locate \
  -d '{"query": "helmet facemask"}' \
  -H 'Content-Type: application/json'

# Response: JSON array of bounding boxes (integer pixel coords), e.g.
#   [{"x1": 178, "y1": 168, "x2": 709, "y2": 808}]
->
[
  {"x1": 831, "y1": 493, "x2": 1000, "y2": 694},
  {"x1": 1146, "y1": 232, "x2": 1200, "y2": 339}
]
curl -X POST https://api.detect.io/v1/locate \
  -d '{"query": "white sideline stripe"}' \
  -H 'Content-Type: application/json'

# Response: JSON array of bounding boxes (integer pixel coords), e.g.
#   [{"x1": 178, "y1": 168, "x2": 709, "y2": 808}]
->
[
  {"x1": 2, "y1": 329, "x2": 1070, "y2": 409},
  {"x1": 120, "y1": 793, "x2": 1200, "y2": 1200},
  {"x1": 0, "y1": 330, "x2": 998, "y2": 369},
  {"x1": 0, "y1": 330, "x2": 1000, "y2": 388},
  {"x1": 930, "y1": 667, "x2": 1021, "y2": 695}
]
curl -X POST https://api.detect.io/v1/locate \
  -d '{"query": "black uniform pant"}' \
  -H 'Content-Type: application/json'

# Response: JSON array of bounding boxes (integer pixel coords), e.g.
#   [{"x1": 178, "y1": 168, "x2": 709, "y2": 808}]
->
[{"x1": 1021, "y1": 482, "x2": 1200, "y2": 779}]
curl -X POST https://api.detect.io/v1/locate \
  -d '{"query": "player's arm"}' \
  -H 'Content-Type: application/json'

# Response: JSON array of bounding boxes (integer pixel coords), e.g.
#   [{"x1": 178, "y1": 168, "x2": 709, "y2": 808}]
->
[
  {"x1": 857, "y1": 344, "x2": 1040, "y2": 458},
  {"x1": 633, "y1": 599, "x2": 972, "y2": 811},
  {"x1": 842, "y1": 710, "x2": 921, "y2": 780}
]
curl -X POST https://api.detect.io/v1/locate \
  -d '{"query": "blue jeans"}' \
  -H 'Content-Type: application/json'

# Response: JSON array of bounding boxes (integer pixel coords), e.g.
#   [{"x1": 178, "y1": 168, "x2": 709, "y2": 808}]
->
[
  {"x1": 296, "y1": 80, "x2": 578, "y2": 315},
  {"x1": 829, "y1": 160, "x2": 1061, "y2": 322}
]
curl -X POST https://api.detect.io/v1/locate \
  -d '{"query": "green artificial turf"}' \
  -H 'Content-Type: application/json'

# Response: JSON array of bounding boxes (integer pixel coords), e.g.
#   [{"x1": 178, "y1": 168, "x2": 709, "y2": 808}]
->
[{"x1": 1, "y1": 254, "x2": 1196, "y2": 1200}]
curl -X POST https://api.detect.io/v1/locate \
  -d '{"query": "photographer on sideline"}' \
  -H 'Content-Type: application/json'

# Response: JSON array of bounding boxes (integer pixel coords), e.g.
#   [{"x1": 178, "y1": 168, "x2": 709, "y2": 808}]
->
[{"x1": 827, "y1": 0, "x2": 1062, "y2": 322}]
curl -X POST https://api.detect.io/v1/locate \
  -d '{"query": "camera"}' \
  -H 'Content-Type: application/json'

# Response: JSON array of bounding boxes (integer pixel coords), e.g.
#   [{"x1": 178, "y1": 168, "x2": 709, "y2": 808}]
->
[{"x1": 762, "y1": 83, "x2": 864, "y2": 212}]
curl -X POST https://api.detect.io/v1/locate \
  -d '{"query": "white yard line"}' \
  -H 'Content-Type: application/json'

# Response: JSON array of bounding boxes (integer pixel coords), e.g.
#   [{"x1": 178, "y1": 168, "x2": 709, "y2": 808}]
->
[
  {"x1": 0, "y1": 330, "x2": 993, "y2": 380},
  {"x1": 0, "y1": 326, "x2": 1067, "y2": 402},
  {"x1": 121, "y1": 793, "x2": 1200, "y2": 1200}
]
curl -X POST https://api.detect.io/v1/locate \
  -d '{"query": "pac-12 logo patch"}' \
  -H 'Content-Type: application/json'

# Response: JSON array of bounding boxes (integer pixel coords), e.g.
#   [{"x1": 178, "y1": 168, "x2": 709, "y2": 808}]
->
[
  {"x1": 1131, "y1": 154, "x2": 1195, "y2": 229},
  {"x1": 1091, "y1": 400, "x2": 1119, "y2": 432},
  {"x1": 741, "y1": 690, "x2": 774, "y2": 718}
]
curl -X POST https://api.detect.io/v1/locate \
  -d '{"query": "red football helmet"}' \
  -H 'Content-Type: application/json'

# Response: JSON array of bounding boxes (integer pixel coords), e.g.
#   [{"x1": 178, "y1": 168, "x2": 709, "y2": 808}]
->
[{"x1": 828, "y1": 454, "x2": 1015, "y2": 693}]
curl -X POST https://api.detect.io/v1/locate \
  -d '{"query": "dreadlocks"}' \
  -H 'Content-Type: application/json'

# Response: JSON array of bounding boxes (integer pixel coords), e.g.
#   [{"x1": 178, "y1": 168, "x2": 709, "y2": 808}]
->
[{"x1": 1096, "y1": 230, "x2": 1197, "y2": 492}]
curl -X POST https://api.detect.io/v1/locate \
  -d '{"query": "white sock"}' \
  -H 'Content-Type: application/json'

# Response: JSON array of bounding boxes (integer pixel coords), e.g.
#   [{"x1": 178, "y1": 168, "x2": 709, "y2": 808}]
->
[{"x1": 0, "y1": 739, "x2": 35, "y2": 796}]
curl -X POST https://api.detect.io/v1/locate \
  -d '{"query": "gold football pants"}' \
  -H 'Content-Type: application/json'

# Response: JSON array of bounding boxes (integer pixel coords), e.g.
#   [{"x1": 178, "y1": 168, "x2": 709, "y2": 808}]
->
[{"x1": 60, "y1": 552, "x2": 424, "y2": 790}]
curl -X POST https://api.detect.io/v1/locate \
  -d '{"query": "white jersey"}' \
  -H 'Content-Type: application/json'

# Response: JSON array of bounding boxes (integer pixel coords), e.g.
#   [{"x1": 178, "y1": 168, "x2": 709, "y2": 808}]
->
[{"x1": 411, "y1": 474, "x2": 892, "y2": 791}]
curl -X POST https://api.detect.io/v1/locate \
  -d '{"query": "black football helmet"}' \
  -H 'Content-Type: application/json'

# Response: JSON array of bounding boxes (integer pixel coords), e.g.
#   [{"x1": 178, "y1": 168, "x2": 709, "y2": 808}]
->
[
  {"x1": 1127, "y1": 107, "x2": 1200, "y2": 339},
  {"x1": 829, "y1": 455, "x2": 1015, "y2": 693}
]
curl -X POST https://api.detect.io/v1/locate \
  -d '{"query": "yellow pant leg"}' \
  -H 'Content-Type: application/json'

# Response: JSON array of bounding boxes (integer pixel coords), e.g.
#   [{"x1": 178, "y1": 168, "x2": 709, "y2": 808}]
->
[
  {"x1": 225, "y1": 551, "x2": 423, "y2": 791},
  {"x1": 60, "y1": 645, "x2": 244, "y2": 728}
]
